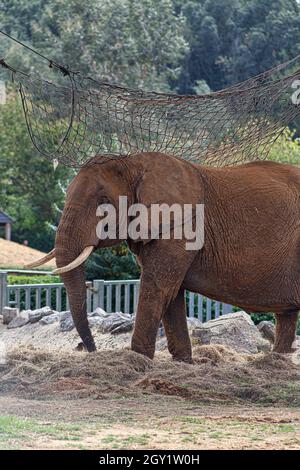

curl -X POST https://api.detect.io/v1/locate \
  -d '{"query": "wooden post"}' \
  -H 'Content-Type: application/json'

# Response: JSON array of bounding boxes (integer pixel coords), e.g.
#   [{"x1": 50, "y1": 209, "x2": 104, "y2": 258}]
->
[{"x1": 4, "y1": 222, "x2": 11, "y2": 241}]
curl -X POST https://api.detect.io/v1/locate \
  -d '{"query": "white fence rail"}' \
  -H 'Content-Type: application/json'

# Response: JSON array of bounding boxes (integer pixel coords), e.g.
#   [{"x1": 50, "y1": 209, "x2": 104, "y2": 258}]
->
[{"x1": 0, "y1": 271, "x2": 232, "y2": 321}]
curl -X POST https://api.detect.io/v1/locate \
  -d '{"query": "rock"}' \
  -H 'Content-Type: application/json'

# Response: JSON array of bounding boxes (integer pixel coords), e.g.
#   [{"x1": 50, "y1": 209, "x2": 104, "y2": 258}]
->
[
  {"x1": 191, "y1": 311, "x2": 270, "y2": 354},
  {"x1": 88, "y1": 308, "x2": 110, "y2": 318},
  {"x1": 291, "y1": 337, "x2": 300, "y2": 365},
  {"x1": 59, "y1": 311, "x2": 74, "y2": 332},
  {"x1": 7, "y1": 311, "x2": 30, "y2": 329},
  {"x1": 89, "y1": 311, "x2": 134, "y2": 334},
  {"x1": 257, "y1": 321, "x2": 275, "y2": 343},
  {"x1": 156, "y1": 336, "x2": 168, "y2": 351},
  {"x1": 39, "y1": 313, "x2": 60, "y2": 325},
  {"x1": 111, "y1": 320, "x2": 134, "y2": 334},
  {"x1": 187, "y1": 317, "x2": 203, "y2": 330},
  {"x1": 2, "y1": 307, "x2": 19, "y2": 325},
  {"x1": 88, "y1": 317, "x2": 105, "y2": 327},
  {"x1": 28, "y1": 307, "x2": 56, "y2": 324}
]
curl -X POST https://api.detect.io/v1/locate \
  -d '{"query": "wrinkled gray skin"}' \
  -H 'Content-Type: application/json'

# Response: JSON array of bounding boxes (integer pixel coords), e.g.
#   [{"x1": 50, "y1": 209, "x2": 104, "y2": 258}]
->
[{"x1": 55, "y1": 152, "x2": 300, "y2": 361}]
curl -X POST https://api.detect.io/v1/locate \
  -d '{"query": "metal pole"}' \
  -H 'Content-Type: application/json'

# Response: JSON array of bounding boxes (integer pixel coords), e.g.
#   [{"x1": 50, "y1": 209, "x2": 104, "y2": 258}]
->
[{"x1": 0, "y1": 271, "x2": 8, "y2": 313}]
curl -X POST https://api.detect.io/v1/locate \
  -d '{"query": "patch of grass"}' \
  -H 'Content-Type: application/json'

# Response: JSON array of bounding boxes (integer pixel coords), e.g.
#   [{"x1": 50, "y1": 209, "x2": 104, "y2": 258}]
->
[
  {"x1": 249, "y1": 436, "x2": 264, "y2": 442},
  {"x1": 101, "y1": 433, "x2": 150, "y2": 449},
  {"x1": 181, "y1": 435, "x2": 197, "y2": 444},
  {"x1": 209, "y1": 432, "x2": 223, "y2": 439},
  {"x1": 177, "y1": 416, "x2": 205, "y2": 425},
  {"x1": 275, "y1": 424, "x2": 296, "y2": 434},
  {"x1": 0, "y1": 415, "x2": 83, "y2": 449},
  {"x1": 172, "y1": 415, "x2": 300, "y2": 446},
  {"x1": 101, "y1": 434, "x2": 117, "y2": 444}
]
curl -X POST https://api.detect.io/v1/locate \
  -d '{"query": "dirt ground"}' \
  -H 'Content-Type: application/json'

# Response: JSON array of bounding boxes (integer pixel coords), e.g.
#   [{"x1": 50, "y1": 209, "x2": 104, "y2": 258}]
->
[{"x1": 0, "y1": 323, "x2": 299, "y2": 450}]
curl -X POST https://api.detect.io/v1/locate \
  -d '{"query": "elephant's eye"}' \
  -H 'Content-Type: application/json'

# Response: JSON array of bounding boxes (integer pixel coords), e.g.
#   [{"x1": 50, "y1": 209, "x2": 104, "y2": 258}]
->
[{"x1": 100, "y1": 196, "x2": 110, "y2": 205}]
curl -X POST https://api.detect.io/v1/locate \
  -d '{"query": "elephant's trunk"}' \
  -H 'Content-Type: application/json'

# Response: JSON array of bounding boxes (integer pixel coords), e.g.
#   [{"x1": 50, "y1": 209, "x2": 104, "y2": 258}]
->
[{"x1": 55, "y1": 207, "x2": 96, "y2": 352}]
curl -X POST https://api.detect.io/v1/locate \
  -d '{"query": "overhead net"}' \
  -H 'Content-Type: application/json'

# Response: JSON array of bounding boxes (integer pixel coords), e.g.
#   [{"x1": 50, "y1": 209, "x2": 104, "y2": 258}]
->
[{"x1": 2, "y1": 56, "x2": 300, "y2": 168}]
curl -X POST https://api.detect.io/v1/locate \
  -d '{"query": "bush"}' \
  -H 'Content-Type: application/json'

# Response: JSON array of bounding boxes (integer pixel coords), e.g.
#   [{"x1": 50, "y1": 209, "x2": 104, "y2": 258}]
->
[
  {"x1": 85, "y1": 243, "x2": 140, "y2": 281},
  {"x1": 7, "y1": 274, "x2": 63, "y2": 312},
  {"x1": 250, "y1": 311, "x2": 300, "y2": 336},
  {"x1": 268, "y1": 128, "x2": 300, "y2": 166},
  {"x1": 7, "y1": 275, "x2": 61, "y2": 285}
]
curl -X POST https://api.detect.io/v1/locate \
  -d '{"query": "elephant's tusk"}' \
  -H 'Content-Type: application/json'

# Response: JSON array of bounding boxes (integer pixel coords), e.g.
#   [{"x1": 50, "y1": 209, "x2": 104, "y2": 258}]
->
[
  {"x1": 52, "y1": 246, "x2": 94, "y2": 275},
  {"x1": 24, "y1": 249, "x2": 56, "y2": 268}
]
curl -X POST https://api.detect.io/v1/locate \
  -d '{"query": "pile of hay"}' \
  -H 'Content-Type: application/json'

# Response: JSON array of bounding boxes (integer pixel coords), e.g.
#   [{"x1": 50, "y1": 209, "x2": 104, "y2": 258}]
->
[{"x1": 0, "y1": 345, "x2": 299, "y2": 406}]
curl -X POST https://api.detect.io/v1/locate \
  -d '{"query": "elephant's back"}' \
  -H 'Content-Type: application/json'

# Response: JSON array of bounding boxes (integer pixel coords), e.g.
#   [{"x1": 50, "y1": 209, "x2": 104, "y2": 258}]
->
[
  {"x1": 198, "y1": 160, "x2": 300, "y2": 203},
  {"x1": 199, "y1": 160, "x2": 300, "y2": 189}
]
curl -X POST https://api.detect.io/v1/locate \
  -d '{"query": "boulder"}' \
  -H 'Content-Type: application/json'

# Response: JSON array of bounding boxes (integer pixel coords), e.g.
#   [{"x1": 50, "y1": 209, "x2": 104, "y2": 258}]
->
[
  {"x1": 191, "y1": 311, "x2": 271, "y2": 354},
  {"x1": 156, "y1": 336, "x2": 168, "y2": 351},
  {"x1": 291, "y1": 337, "x2": 300, "y2": 365},
  {"x1": 28, "y1": 307, "x2": 56, "y2": 324},
  {"x1": 89, "y1": 311, "x2": 135, "y2": 334},
  {"x1": 39, "y1": 312, "x2": 60, "y2": 325},
  {"x1": 187, "y1": 317, "x2": 203, "y2": 330},
  {"x1": 88, "y1": 317, "x2": 105, "y2": 328},
  {"x1": 2, "y1": 307, "x2": 19, "y2": 325},
  {"x1": 257, "y1": 320, "x2": 275, "y2": 343},
  {"x1": 110, "y1": 319, "x2": 134, "y2": 335},
  {"x1": 59, "y1": 311, "x2": 74, "y2": 332},
  {"x1": 7, "y1": 311, "x2": 30, "y2": 329},
  {"x1": 88, "y1": 308, "x2": 110, "y2": 318}
]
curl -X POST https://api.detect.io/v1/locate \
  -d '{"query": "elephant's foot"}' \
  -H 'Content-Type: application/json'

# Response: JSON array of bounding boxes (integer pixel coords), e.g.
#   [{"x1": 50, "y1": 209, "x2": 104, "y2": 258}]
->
[
  {"x1": 131, "y1": 346, "x2": 155, "y2": 360},
  {"x1": 131, "y1": 336, "x2": 155, "y2": 359},
  {"x1": 75, "y1": 341, "x2": 97, "y2": 352},
  {"x1": 273, "y1": 345, "x2": 296, "y2": 354},
  {"x1": 172, "y1": 355, "x2": 193, "y2": 364},
  {"x1": 273, "y1": 340, "x2": 297, "y2": 354}
]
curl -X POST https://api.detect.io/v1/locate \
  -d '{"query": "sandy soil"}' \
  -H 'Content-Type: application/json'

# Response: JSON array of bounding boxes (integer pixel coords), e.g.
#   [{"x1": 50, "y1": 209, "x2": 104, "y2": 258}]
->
[{"x1": 0, "y1": 396, "x2": 299, "y2": 450}]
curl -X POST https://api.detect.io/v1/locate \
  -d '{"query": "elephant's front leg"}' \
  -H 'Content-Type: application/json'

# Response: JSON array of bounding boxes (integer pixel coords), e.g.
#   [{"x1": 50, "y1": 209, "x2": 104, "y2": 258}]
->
[
  {"x1": 131, "y1": 238, "x2": 197, "y2": 359},
  {"x1": 163, "y1": 288, "x2": 192, "y2": 363},
  {"x1": 131, "y1": 273, "x2": 178, "y2": 359}
]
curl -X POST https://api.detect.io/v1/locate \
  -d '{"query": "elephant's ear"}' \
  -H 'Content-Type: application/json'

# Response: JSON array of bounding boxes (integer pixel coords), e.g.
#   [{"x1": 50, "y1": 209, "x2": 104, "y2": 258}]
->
[{"x1": 132, "y1": 161, "x2": 203, "y2": 244}]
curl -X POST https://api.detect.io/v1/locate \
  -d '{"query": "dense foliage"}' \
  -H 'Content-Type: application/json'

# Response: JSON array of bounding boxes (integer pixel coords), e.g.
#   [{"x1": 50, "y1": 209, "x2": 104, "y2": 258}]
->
[
  {"x1": 1, "y1": 0, "x2": 300, "y2": 278},
  {"x1": 7, "y1": 274, "x2": 60, "y2": 285},
  {"x1": 0, "y1": 91, "x2": 71, "y2": 252}
]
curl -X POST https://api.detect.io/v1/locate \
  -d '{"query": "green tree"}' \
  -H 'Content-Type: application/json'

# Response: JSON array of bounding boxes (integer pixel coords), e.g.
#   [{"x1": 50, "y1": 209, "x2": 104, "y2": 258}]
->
[
  {"x1": 86, "y1": 244, "x2": 140, "y2": 281},
  {"x1": 176, "y1": 0, "x2": 300, "y2": 93},
  {"x1": 0, "y1": 0, "x2": 188, "y2": 91},
  {"x1": 0, "y1": 90, "x2": 71, "y2": 251},
  {"x1": 268, "y1": 128, "x2": 300, "y2": 166}
]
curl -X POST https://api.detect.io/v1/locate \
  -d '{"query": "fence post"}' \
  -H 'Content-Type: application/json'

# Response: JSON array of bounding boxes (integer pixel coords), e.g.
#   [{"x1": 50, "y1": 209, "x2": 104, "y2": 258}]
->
[
  {"x1": 222, "y1": 303, "x2": 233, "y2": 315},
  {"x1": 86, "y1": 282, "x2": 93, "y2": 313},
  {"x1": 93, "y1": 280, "x2": 105, "y2": 310},
  {"x1": 0, "y1": 271, "x2": 8, "y2": 313}
]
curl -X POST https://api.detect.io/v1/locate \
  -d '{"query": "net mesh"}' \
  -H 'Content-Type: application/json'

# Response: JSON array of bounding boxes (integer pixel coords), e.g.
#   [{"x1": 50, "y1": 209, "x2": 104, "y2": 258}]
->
[{"x1": 6, "y1": 57, "x2": 300, "y2": 167}]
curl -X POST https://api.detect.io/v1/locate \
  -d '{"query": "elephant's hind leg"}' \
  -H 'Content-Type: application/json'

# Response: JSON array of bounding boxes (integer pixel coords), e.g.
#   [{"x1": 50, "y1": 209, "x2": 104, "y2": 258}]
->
[
  {"x1": 273, "y1": 310, "x2": 298, "y2": 353},
  {"x1": 162, "y1": 288, "x2": 192, "y2": 363}
]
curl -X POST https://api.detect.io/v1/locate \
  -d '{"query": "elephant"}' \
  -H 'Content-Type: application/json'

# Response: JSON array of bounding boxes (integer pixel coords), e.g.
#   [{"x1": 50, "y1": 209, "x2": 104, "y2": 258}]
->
[{"x1": 28, "y1": 152, "x2": 300, "y2": 362}]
